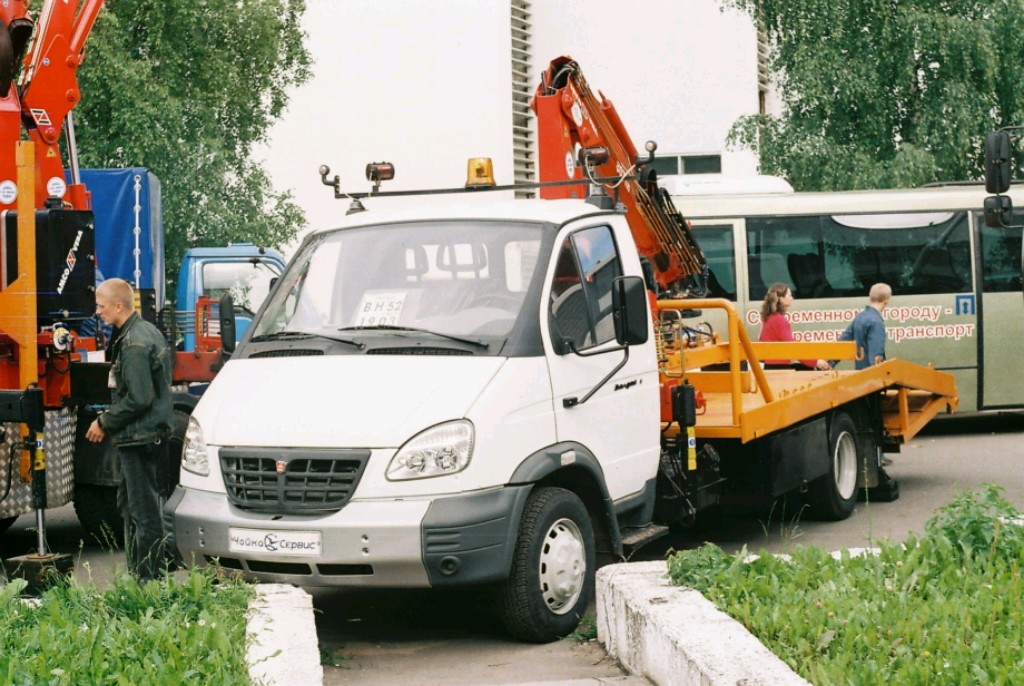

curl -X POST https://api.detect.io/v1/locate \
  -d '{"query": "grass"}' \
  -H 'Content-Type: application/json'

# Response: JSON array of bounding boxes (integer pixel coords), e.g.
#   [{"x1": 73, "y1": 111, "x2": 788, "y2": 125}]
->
[
  {"x1": 667, "y1": 484, "x2": 1024, "y2": 685},
  {"x1": 0, "y1": 568, "x2": 254, "y2": 685},
  {"x1": 569, "y1": 613, "x2": 598, "y2": 642}
]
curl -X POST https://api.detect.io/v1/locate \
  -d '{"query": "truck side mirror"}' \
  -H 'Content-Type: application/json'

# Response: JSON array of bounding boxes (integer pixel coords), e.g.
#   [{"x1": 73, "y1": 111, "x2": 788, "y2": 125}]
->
[
  {"x1": 984, "y1": 194, "x2": 1014, "y2": 228},
  {"x1": 985, "y1": 130, "x2": 1012, "y2": 194},
  {"x1": 612, "y1": 275, "x2": 649, "y2": 346},
  {"x1": 219, "y1": 293, "x2": 237, "y2": 354}
]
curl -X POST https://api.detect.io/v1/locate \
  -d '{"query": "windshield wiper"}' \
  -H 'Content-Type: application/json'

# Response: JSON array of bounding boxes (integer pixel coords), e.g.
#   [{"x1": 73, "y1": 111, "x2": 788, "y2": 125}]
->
[
  {"x1": 337, "y1": 325, "x2": 489, "y2": 349},
  {"x1": 250, "y1": 330, "x2": 364, "y2": 349}
]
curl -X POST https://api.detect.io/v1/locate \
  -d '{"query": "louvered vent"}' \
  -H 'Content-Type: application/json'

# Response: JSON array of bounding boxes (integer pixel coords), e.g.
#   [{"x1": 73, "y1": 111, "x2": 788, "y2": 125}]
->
[
  {"x1": 757, "y1": 23, "x2": 770, "y2": 115},
  {"x1": 511, "y1": 0, "x2": 535, "y2": 197}
]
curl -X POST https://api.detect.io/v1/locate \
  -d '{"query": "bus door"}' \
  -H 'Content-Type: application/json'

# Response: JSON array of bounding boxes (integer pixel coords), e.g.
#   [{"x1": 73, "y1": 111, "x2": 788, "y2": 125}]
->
[
  {"x1": 976, "y1": 217, "x2": 1024, "y2": 408},
  {"x1": 687, "y1": 222, "x2": 738, "y2": 338}
]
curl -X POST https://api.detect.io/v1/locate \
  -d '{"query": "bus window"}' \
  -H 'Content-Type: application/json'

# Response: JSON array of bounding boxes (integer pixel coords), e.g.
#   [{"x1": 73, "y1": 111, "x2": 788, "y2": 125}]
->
[
  {"x1": 745, "y1": 216, "x2": 821, "y2": 300},
  {"x1": 746, "y1": 211, "x2": 971, "y2": 299},
  {"x1": 978, "y1": 218, "x2": 1024, "y2": 292},
  {"x1": 693, "y1": 225, "x2": 735, "y2": 299}
]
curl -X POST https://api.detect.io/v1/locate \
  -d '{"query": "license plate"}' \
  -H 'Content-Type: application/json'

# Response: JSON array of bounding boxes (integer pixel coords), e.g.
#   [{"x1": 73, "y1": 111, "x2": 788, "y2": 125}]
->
[{"x1": 228, "y1": 528, "x2": 322, "y2": 556}]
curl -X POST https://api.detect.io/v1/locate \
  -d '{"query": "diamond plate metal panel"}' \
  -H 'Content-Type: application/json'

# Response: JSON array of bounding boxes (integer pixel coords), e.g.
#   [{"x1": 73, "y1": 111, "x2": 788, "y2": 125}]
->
[{"x1": 0, "y1": 408, "x2": 77, "y2": 520}]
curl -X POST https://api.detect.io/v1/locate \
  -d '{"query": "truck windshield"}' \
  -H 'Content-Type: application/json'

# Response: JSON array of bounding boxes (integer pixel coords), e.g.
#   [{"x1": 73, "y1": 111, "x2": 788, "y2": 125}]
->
[
  {"x1": 202, "y1": 259, "x2": 281, "y2": 314},
  {"x1": 251, "y1": 220, "x2": 545, "y2": 343}
]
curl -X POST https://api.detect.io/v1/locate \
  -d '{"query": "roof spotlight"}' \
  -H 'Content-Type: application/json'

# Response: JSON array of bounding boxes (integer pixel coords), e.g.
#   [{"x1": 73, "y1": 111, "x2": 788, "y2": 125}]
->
[{"x1": 366, "y1": 161, "x2": 395, "y2": 188}]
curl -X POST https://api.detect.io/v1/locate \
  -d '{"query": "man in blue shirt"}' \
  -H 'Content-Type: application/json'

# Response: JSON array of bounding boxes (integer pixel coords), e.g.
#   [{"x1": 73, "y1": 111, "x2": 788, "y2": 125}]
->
[{"x1": 834, "y1": 283, "x2": 891, "y2": 370}]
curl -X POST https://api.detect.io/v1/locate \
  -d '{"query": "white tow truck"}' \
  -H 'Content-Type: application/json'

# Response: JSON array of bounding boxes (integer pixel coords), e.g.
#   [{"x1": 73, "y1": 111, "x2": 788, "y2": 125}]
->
[{"x1": 167, "y1": 58, "x2": 957, "y2": 642}]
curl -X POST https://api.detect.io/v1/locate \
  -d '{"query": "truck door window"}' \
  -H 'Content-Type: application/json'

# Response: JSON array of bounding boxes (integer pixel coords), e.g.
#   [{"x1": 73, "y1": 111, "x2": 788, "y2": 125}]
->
[{"x1": 549, "y1": 225, "x2": 623, "y2": 351}]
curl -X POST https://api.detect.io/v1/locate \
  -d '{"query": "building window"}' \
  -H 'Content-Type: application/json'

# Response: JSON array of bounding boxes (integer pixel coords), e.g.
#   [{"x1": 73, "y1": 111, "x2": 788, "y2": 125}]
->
[
  {"x1": 682, "y1": 155, "x2": 722, "y2": 174},
  {"x1": 651, "y1": 154, "x2": 722, "y2": 175},
  {"x1": 649, "y1": 156, "x2": 679, "y2": 176}
]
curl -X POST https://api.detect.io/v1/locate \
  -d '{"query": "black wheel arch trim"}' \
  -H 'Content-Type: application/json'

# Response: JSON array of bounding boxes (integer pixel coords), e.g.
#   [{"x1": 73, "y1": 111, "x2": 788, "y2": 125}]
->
[{"x1": 508, "y1": 441, "x2": 624, "y2": 558}]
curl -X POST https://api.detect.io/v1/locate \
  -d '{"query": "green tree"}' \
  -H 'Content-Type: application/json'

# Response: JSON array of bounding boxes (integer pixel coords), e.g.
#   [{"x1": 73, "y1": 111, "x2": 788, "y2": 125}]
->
[
  {"x1": 74, "y1": 0, "x2": 311, "y2": 294},
  {"x1": 726, "y1": 0, "x2": 1024, "y2": 191}
]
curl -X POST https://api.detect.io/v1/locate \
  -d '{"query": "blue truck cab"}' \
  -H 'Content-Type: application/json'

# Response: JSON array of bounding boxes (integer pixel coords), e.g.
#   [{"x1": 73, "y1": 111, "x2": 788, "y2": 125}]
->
[{"x1": 175, "y1": 243, "x2": 286, "y2": 351}]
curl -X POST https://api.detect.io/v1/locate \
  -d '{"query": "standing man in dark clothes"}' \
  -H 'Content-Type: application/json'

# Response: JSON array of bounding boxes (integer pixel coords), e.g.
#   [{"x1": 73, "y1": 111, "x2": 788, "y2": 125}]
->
[
  {"x1": 831, "y1": 282, "x2": 892, "y2": 370},
  {"x1": 84, "y1": 278, "x2": 173, "y2": 581}
]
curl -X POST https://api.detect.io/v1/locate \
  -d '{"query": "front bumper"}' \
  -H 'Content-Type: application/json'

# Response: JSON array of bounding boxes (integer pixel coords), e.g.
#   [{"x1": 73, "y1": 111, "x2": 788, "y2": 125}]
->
[{"x1": 166, "y1": 484, "x2": 530, "y2": 588}]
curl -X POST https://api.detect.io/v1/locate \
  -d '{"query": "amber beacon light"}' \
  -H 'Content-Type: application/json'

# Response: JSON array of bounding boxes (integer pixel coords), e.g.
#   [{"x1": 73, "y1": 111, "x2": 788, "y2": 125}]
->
[{"x1": 465, "y1": 157, "x2": 496, "y2": 188}]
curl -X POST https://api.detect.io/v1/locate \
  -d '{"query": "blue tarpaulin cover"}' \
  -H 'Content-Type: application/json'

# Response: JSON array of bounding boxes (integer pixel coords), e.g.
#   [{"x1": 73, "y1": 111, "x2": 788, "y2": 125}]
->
[{"x1": 69, "y1": 168, "x2": 165, "y2": 306}]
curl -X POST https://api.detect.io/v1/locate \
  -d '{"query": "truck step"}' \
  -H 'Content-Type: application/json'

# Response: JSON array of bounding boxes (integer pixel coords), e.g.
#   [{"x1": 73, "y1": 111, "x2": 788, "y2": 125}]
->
[{"x1": 620, "y1": 523, "x2": 669, "y2": 552}]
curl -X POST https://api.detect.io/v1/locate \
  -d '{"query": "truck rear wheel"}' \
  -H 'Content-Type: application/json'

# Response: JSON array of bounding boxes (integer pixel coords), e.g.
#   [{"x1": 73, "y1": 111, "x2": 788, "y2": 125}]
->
[
  {"x1": 806, "y1": 411, "x2": 860, "y2": 520},
  {"x1": 496, "y1": 487, "x2": 595, "y2": 643},
  {"x1": 74, "y1": 484, "x2": 124, "y2": 548}
]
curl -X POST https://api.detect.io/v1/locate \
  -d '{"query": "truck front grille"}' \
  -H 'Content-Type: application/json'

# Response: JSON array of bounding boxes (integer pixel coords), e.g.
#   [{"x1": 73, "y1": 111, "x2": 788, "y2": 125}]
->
[{"x1": 220, "y1": 448, "x2": 370, "y2": 511}]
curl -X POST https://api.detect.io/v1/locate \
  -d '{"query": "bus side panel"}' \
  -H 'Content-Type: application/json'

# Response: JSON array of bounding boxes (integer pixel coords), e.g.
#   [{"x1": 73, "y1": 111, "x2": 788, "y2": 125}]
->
[{"x1": 687, "y1": 204, "x2": 990, "y2": 410}]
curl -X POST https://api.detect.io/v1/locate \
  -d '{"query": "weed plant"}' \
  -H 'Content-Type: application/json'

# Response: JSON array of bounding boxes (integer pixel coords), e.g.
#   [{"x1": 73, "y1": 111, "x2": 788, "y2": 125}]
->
[
  {"x1": 569, "y1": 614, "x2": 598, "y2": 642},
  {"x1": 0, "y1": 568, "x2": 253, "y2": 685},
  {"x1": 667, "y1": 484, "x2": 1024, "y2": 685}
]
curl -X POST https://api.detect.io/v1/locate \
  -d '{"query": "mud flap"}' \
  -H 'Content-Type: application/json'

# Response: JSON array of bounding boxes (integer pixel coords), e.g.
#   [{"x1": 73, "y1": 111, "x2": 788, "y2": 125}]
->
[{"x1": 860, "y1": 466, "x2": 899, "y2": 502}]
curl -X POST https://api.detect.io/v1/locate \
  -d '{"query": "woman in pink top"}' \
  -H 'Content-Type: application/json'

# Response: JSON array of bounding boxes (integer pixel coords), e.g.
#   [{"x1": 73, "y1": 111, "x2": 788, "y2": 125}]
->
[{"x1": 758, "y1": 283, "x2": 830, "y2": 370}]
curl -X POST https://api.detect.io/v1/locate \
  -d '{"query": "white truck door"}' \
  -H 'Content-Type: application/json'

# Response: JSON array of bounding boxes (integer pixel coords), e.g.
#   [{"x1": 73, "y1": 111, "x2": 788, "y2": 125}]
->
[{"x1": 544, "y1": 223, "x2": 660, "y2": 501}]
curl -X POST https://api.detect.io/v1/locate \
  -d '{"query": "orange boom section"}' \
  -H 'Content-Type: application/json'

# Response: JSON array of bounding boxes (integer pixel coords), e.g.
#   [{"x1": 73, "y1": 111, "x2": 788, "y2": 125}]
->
[{"x1": 531, "y1": 56, "x2": 706, "y2": 291}]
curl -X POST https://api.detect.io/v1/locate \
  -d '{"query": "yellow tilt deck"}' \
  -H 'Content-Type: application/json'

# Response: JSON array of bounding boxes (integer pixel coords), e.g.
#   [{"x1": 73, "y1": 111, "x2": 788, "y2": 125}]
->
[{"x1": 657, "y1": 299, "x2": 959, "y2": 445}]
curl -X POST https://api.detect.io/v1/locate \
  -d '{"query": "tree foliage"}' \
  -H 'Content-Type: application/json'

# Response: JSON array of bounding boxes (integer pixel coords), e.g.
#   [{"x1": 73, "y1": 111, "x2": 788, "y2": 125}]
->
[
  {"x1": 73, "y1": 0, "x2": 311, "y2": 292},
  {"x1": 726, "y1": 0, "x2": 1024, "y2": 191}
]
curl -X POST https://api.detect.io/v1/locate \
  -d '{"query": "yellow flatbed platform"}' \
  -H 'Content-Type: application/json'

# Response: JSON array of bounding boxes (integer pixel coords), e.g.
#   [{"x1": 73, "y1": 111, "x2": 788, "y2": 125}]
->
[{"x1": 657, "y1": 299, "x2": 959, "y2": 445}]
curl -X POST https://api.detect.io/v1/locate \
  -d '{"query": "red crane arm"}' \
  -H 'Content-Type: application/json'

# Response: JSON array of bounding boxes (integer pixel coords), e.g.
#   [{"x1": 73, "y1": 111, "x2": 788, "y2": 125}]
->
[
  {"x1": 531, "y1": 56, "x2": 706, "y2": 291},
  {"x1": 0, "y1": 0, "x2": 103, "y2": 211}
]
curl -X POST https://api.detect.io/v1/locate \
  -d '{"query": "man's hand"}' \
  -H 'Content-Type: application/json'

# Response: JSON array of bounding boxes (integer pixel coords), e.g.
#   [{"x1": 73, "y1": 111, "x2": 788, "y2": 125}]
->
[{"x1": 85, "y1": 418, "x2": 105, "y2": 443}]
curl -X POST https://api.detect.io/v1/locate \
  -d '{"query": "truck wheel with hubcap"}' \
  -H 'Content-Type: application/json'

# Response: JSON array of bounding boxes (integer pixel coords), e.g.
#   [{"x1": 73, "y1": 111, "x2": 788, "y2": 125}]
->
[
  {"x1": 497, "y1": 486, "x2": 595, "y2": 643},
  {"x1": 807, "y1": 411, "x2": 863, "y2": 520}
]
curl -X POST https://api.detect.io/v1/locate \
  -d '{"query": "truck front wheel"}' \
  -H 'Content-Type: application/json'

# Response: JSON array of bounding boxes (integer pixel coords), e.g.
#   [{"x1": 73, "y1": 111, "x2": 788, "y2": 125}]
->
[
  {"x1": 806, "y1": 411, "x2": 861, "y2": 520},
  {"x1": 497, "y1": 487, "x2": 595, "y2": 643}
]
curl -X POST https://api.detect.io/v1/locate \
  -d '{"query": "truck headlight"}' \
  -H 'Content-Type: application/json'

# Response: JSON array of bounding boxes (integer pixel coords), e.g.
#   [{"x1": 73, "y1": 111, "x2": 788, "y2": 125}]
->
[
  {"x1": 181, "y1": 416, "x2": 210, "y2": 476},
  {"x1": 387, "y1": 420, "x2": 474, "y2": 481}
]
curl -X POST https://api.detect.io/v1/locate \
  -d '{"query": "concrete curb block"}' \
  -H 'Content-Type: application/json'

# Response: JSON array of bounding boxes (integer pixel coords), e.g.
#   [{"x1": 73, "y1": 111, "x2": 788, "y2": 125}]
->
[
  {"x1": 247, "y1": 584, "x2": 323, "y2": 686},
  {"x1": 596, "y1": 561, "x2": 809, "y2": 686}
]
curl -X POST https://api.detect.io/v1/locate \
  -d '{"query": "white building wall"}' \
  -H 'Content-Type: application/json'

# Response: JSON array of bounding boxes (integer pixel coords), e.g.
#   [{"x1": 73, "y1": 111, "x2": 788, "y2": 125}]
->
[
  {"x1": 530, "y1": 0, "x2": 761, "y2": 175},
  {"x1": 259, "y1": 0, "x2": 767, "y2": 249},
  {"x1": 258, "y1": 0, "x2": 517, "y2": 245}
]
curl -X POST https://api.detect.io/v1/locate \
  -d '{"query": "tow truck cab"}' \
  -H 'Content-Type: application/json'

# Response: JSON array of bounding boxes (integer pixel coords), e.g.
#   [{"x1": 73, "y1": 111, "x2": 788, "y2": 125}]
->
[{"x1": 168, "y1": 199, "x2": 659, "y2": 642}]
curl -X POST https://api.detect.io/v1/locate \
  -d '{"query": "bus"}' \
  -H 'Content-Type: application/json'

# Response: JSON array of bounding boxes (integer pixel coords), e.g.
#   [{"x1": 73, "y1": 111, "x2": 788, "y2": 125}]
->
[{"x1": 662, "y1": 178, "x2": 1024, "y2": 413}]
